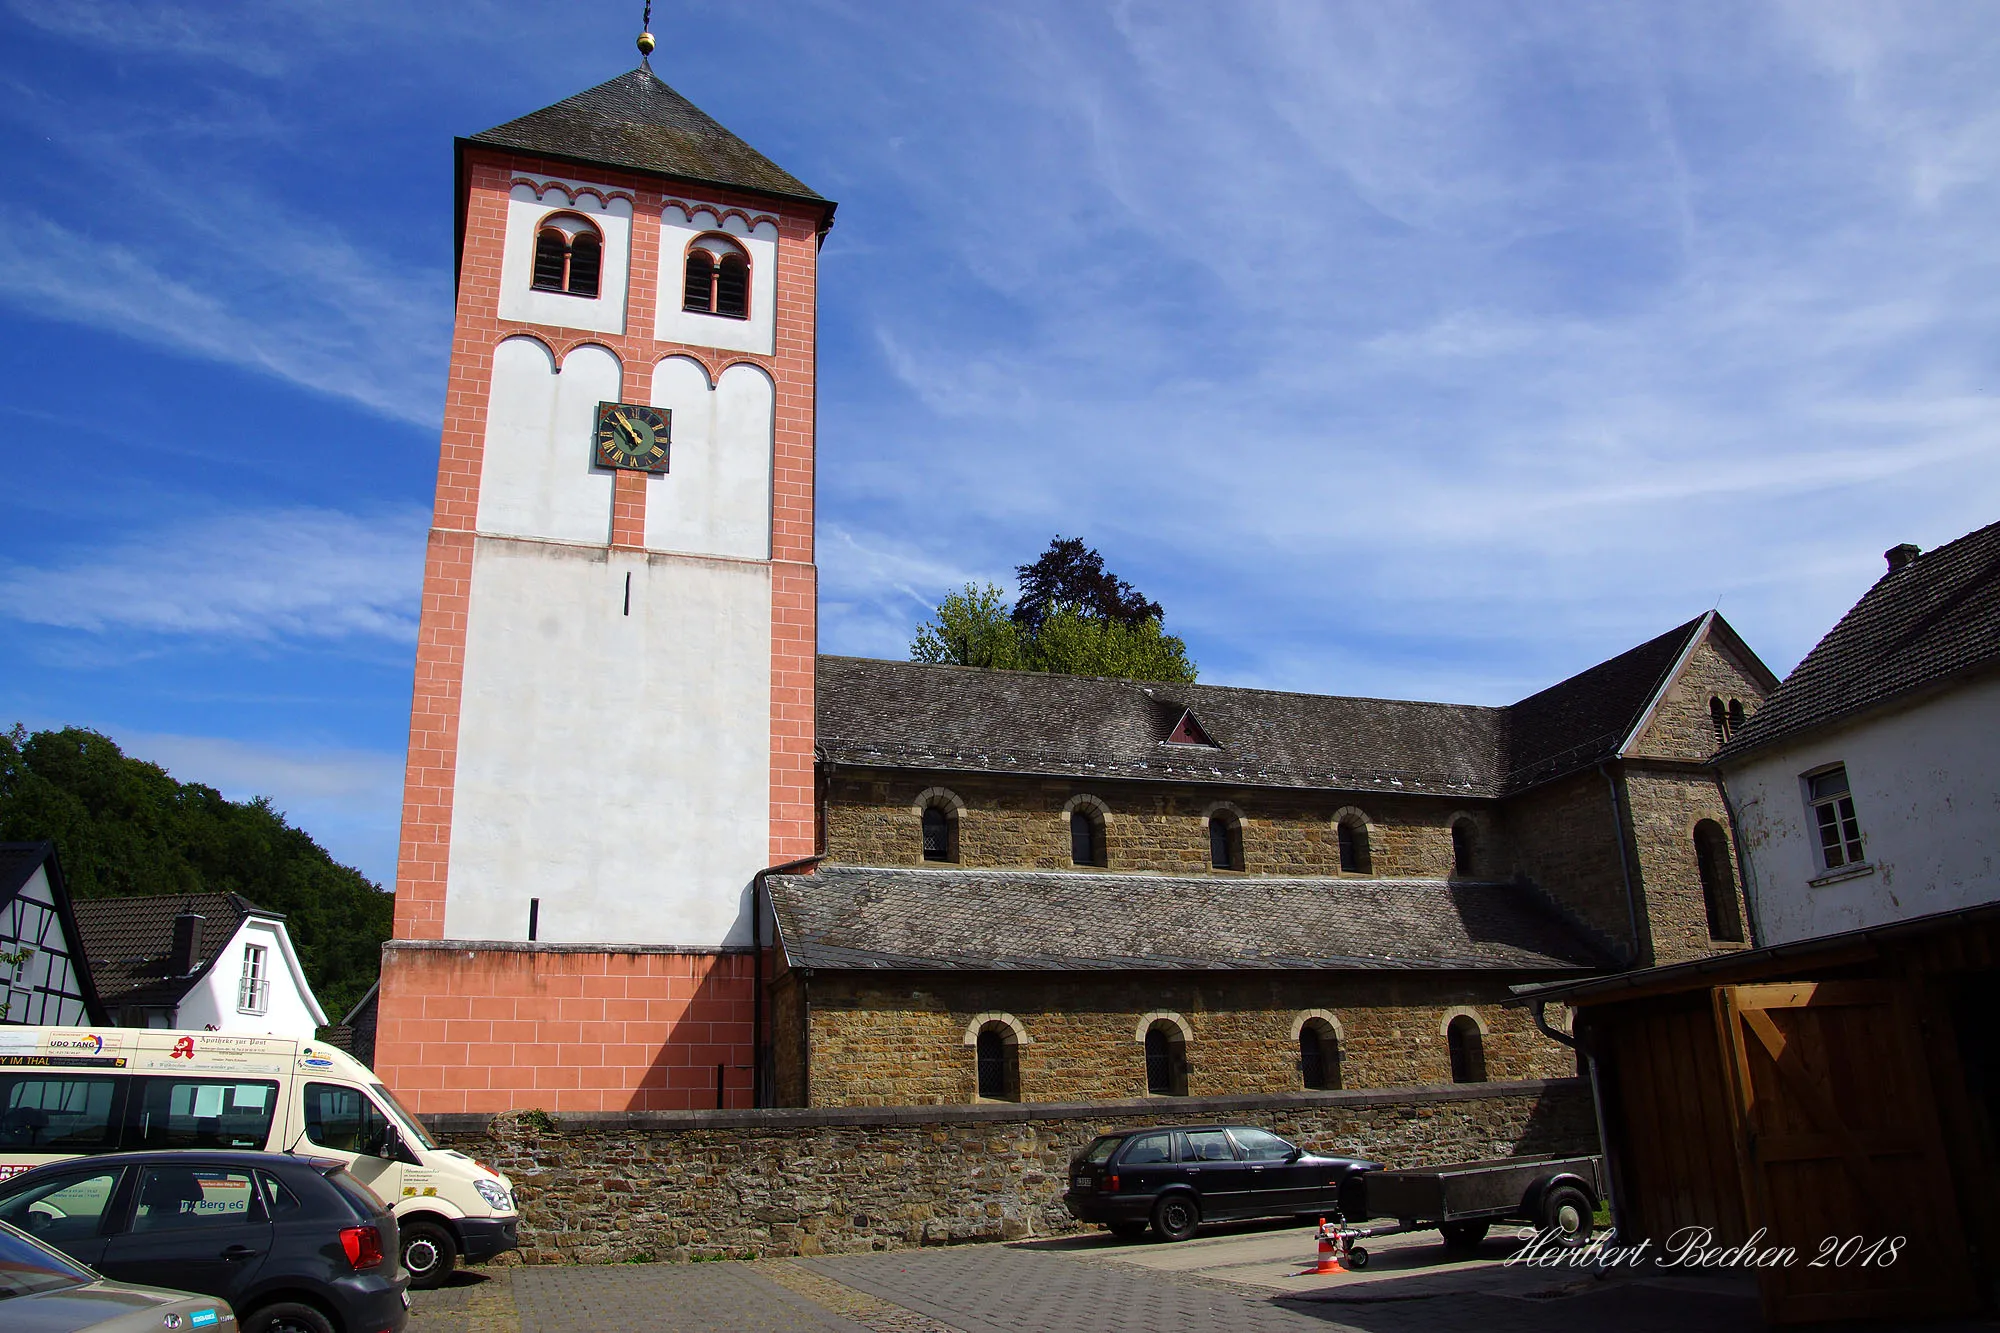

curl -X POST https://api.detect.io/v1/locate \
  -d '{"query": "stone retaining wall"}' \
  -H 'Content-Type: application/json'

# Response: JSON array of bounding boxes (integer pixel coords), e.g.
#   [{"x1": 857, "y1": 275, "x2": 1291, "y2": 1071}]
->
[{"x1": 424, "y1": 1077, "x2": 1597, "y2": 1264}]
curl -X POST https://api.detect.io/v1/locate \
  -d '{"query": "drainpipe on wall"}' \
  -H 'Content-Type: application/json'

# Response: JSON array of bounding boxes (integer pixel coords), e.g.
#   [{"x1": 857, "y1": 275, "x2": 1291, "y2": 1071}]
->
[
  {"x1": 750, "y1": 853, "x2": 825, "y2": 1109},
  {"x1": 1597, "y1": 762, "x2": 1643, "y2": 967},
  {"x1": 1529, "y1": 997, "x2": 1622, "y2": 1239}
]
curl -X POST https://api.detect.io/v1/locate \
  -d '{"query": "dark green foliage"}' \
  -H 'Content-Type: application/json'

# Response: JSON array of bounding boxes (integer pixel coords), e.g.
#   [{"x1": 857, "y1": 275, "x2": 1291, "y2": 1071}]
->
[
  {"x1": 0, "y1": 724, "x2": 391, "y2": 1021},
  {"x1": 1013, "y1": 536, "x2": 1164, "y2": 633}
]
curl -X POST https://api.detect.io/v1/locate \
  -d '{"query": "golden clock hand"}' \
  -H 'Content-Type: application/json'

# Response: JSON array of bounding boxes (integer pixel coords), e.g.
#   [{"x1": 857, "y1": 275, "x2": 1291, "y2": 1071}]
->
[{"x1": 611, "y1": 411, "x2": 644, "y2": 447}]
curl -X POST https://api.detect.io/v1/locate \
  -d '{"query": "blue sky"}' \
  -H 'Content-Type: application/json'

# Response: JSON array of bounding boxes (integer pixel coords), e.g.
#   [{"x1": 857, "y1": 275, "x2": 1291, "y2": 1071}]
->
[{"x1": 3, "y1": 1, "x2": 1996, "y2": 890}]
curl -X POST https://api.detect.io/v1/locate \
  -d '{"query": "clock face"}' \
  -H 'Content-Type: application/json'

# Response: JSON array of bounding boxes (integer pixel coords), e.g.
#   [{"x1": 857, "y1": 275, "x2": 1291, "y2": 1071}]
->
[{"x1": 592, "y1": 401, "x2": 672, "y2": 473}]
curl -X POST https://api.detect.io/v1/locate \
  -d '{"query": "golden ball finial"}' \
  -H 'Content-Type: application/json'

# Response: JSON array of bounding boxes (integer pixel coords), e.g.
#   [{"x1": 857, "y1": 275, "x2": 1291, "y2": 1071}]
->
[{"x1": 637, "y1": 31, "x2": 656, "y2": 56}]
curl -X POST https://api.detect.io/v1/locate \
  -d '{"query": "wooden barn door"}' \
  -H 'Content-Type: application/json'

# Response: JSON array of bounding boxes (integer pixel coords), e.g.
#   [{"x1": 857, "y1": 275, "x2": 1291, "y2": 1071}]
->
[{"x1": 1714, "y1": 981, "x2": 1977, "y2": 1324}]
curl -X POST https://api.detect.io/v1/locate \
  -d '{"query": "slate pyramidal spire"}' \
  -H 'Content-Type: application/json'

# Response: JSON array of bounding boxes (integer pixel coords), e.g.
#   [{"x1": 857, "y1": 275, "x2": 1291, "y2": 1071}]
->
[{"x1": 464, "y1": 66, "x2": 831, "y2": 213}]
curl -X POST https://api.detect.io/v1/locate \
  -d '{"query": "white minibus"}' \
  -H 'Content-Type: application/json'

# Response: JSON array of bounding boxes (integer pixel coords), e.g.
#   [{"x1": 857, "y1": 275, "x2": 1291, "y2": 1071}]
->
[{"x1": 0, "y1": 1026, "x2": 518, "y2": 1288}]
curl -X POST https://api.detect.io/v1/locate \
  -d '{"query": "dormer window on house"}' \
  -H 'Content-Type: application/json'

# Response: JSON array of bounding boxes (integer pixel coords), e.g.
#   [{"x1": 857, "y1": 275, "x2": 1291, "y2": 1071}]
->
[
  {"x1": 531, "y1": 214, "x2": 602, "y2": 298},
  {"x1": 684, "y1": 235, "x2": 750, "y2": 318},
  {"x1": 1162, "y1": 707, "x2": 1216, "y2": 747}
]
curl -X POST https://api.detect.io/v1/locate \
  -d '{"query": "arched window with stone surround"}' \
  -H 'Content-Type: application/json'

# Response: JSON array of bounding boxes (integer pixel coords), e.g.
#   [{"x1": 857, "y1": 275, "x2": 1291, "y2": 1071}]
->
[
  {"x1": 1299, "y1": 1018, "x2": 1341, "y2": 1091},
  {"x1": 683, "y1": 233, "x2": 750, "y2": 317},
  {"x1": 921, "y1": 805, "x2": 952, "y2": 862},
  {"x1": 1144, "y1": 1020, "x2": 1188, "y2": 1096},
  {"x1": 1336, "y1": 812, "x2": 1372, "y2": 874},
  {"x1": 975, "y1": 1022, "x2": 1020, "y2": 1101},
  {"x1": 1208, "y1": 810, "x2": 1243, "y2": 871},
  {"x1": 531, "y1": 213, "x2": 602, "y2": 297},
  {"x1": 1070, "y1": 803, "x2": 1106, "y2": 867},
  {"x1": 1695, "y1": 819, "x2": 1743, "y2": 942},
  {"x1": 1728, "y1": 698, "x2": 1747, "y2": 736},
  {"x1": 1447, "y1": 1014, "x2": 1487, "y2": 1083},
  {"x1": 1710, "y1": 696, "x2": 1731, "y2": 746},
  {"x1": 1450, "y1": 818, "x2": 1476, "y2": 877}
]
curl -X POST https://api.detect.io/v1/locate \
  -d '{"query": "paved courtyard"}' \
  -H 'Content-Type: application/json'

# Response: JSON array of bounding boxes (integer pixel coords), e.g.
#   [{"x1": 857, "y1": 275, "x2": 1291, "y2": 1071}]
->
[{"x1": 407, "y1": 1221, "x2": 1997, "y2": 1333}]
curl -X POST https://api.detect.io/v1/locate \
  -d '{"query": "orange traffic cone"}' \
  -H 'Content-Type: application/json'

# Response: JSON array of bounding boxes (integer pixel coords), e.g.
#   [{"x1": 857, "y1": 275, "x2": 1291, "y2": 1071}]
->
[{"x1": 1305, "y1": 1218, "x2": 1345, "y2": 1275}]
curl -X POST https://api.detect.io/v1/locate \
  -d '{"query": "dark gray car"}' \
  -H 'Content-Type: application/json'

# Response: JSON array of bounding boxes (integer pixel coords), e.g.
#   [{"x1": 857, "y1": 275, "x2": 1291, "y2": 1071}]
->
[
  {"x1": 0, "y1": 1151, "x2": 408, "y2": 1333},
  {"x1": 0, "y1": 1217, "x2": 238, "y2": 1333}
]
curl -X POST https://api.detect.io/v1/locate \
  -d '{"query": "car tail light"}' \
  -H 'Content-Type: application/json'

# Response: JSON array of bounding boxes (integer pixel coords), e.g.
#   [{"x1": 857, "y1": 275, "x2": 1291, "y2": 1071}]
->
[
  {"x1": 1105, "y1": 1175, "x2": 1120, "y2": 1193},
  {"x1": 340, "y1": 1225, "x2": 385, "y2": 1271}
]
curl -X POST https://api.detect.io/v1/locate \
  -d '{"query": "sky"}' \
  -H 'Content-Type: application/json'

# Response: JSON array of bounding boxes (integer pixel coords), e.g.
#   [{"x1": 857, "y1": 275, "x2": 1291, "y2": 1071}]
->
[{"x1": 2, "y1": 1, "x2": 1996, "y2": 891}]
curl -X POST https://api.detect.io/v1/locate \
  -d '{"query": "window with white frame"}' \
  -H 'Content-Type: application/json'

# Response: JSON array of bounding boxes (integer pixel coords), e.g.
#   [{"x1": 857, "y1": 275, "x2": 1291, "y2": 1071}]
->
[
  {"x1": 1807, "y1": 766, "x2": 1866, "y2": 871},
  {"x1": 238, "y1": 942, "x2": 270, "y2": 1014}
]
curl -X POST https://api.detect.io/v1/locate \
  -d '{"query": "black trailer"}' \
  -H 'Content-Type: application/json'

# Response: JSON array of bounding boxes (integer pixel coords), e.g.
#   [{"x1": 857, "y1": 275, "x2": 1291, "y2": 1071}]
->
[{"x1": 1333, "y1": 1153, "x2": 1602, "y2": 1266}]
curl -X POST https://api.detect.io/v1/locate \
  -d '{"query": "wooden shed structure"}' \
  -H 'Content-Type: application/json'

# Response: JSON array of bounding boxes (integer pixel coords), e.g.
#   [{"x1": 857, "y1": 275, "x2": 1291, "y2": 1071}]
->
[{"x1": 1514, "y1": 901, "x2": 2000, "y2": 1325}]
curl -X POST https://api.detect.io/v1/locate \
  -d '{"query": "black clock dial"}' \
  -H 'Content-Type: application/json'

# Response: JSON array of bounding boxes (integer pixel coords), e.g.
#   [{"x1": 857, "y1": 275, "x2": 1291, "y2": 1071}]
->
[{"x1": 592, "y1": 402, "x2": 672, "y2": 473}]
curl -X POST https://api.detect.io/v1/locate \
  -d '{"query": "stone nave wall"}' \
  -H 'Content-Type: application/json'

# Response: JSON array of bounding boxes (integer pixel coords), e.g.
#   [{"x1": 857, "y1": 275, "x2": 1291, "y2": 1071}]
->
[{"x1": 426, "y1": 1077, "x2": 1597, "y2": 1264}]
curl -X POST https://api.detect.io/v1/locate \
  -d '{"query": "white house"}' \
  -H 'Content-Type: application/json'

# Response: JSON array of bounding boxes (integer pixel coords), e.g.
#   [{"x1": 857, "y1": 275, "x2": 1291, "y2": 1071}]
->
[
  {"x1": 0, "y1": 842, "x2": 101, "y2": 1026},
  {"x1": 1719, "y1": 521, "x2": 2000, "y2": 945},
  {"x1": 70, "y1": 892, "x2": 328, "y2": 1039}
]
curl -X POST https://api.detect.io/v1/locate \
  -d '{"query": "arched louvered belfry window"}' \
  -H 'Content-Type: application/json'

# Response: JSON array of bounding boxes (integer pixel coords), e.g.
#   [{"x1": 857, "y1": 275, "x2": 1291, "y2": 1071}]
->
[
  {"x1": 1694, "y1": 819, "x2": 1743, "y2": 942},
  {"x1": 1728, "y1": 699, "x2": 1747, "y2": 736},
  {"x1": 684, "y1": 234, "x2": 750, "y2": 318},
  {"x1": 1448, "y1": 1015, "x2": 1487, "y2": 1083},
  {"x1": 530, "y1": 214, "x2": 603, "y2": 298},
  {"x1": 1710, "y1": 696, "x2": 1731, "y2": 746}
]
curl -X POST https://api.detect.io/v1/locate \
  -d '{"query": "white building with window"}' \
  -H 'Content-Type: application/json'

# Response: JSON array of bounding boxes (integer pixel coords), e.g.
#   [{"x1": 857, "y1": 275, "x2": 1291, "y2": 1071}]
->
[
  {"x1": 1719, "y1": 521, "x2": 2000, "y2": 945},
  {"x1": 0, "y1": 843, "x2": 103, "y2": 1026},
  {"x1": 70, "y1": 892, "x2": 327, "y2": 1039}
]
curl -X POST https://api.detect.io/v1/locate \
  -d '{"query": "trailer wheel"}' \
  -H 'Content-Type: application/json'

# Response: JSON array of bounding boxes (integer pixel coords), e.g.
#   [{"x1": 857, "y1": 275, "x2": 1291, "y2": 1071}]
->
[
  {"x1": 1541, "y1": 1185, "x2": 1593, "y2": 1247},
  {"x1": 1439, "y1": 1220, "x2": 1490, "y2": 1250},
  {"x1": 1346, "y1": 1245, "x2": 1369, "y2": 1270}
]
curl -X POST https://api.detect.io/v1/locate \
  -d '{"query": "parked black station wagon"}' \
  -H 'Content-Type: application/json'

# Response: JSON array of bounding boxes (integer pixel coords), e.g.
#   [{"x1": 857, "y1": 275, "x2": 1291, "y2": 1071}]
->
[
  {"x1": 0, "y1": 1150, "x2": 408, "y2": 1333},
  {"x1": 1064, "y1": 1125, "x2": 1378, "y2": 1241}
]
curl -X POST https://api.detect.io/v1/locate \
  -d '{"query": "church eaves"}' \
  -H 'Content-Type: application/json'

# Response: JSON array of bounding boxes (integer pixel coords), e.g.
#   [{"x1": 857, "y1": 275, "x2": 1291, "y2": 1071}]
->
[{"x1": 466, "y1": 66, "x2": 830, "y2": 212}]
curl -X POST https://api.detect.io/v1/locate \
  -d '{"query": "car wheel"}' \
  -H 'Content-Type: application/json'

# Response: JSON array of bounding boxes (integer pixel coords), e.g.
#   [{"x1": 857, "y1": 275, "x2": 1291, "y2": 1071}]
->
[
  {"x1": 245, "y1": 1302, "x2": 335, "y2": 1333},
  {"x1": 1540, "y1": 1185, "x2": 1593, "y2": 1247},
  {"x1": 1439, "y1": 1220, "x2": 1490, "y2": 1250},
  {"x1": 1107, "y1": 1221, "x2": 1149, "y2": 1241},
  {"x1": 402, "y1": 1218, "x2": 459, "y2": 1289},
  {"x1": 1151, "y1": 1193, "x2": 1200, "y2": 1243}
]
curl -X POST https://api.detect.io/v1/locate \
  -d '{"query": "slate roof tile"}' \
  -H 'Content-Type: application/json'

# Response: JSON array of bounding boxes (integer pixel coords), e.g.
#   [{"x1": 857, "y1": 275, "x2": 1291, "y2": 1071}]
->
[
  {"x1": 1723, "y1": 520, "x2": 2000, "y2": 758},
  {"x1": 768, "y1": 865, "x2": 1608, "y2": 974},
  {"x1": 71, "y1": 893, "x2": 270, "y2": 1010},
  {"x1": 468, "y1": 67, "x2": 826, "y2": 206}
]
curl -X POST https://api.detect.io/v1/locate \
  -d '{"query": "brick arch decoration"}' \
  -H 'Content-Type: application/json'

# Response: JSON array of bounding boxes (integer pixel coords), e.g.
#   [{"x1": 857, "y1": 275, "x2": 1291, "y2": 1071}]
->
[
  {"x1": 1289, "y1": 1009, "x2": 1345, "y2": 1041},
  {"x1": 962, "y1": 1012, "x2": 1032, "y2": 1046},
  {"x1": 1134, "y1": 1011, "x2": 1193, "y2": 1044},
  {"x1": 1438, "y1": 1006, "x2": 1489, "y2": 1036}
]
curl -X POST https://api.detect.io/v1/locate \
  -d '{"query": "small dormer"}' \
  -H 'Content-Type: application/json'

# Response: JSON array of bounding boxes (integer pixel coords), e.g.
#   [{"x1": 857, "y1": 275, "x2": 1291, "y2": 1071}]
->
[{"x1": 1156, "y1": 701, "x2": 1218, "y2": 748}]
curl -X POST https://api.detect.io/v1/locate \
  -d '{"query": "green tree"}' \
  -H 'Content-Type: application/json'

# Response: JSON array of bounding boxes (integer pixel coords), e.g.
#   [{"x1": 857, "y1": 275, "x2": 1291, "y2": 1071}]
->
[
  {"x1": 910, "y1": 583, "x2": 1028, "y2": 670},
  {"x1": 1029, "y1": 604, "x2": 1197, "y2": 682},
  {"x1": 0, "y1": 724, "x2": 392, "y2": 1019}
]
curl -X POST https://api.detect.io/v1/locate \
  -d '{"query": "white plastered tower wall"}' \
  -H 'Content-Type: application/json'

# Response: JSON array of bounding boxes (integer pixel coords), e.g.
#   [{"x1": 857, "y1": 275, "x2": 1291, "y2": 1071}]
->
[{"x1": 441, "y1": 183, "x2": 780, "y2": 950}]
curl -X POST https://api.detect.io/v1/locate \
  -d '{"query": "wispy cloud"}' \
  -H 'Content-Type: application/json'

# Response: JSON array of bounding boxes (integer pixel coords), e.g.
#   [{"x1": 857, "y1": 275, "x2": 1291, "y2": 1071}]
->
[{"x1": 0, "y1": 506, "x2": 428, "y2": 642}]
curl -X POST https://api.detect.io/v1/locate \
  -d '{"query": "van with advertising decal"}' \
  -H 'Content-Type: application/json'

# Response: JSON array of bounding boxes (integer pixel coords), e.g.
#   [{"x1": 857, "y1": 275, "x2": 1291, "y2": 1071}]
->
[{"x1": 0, "y1": 1026, "x2": 518, "y2": 1289}]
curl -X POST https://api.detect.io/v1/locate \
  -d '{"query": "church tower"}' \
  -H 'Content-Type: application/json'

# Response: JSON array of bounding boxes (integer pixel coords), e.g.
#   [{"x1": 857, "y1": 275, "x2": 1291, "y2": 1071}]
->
[{"x1": 374, "y1": 52, "x2": 833, "y2": 1113}]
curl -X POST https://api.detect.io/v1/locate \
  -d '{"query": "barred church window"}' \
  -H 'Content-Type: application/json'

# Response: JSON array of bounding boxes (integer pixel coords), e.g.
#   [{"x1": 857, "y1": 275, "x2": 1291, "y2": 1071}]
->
[
  {"x1": 1451, "y1": 819, "x2": 1475, "y2": 877},
  {"x1": 921, "y1": 804, "x2": 953, "y2": 862},
  {"x1": 1694, "y1": 820, "x2": 1742, "y2": 942},
  {"x1": 1144, "y1": 1022, "x2": 1188, "y2": 1096},
  {"x1": 1807, "y1": 766, "x2": 1865, "y2": 870},
  {"x1": 1208, "y1": 813, "x2": 1242, "y2": 871},
  {"x1": 530, "y1": 215, "x2": 602, "y2": 298},
  {"x1": 1337, "y1": 816, "x2": 1371, "y2": 874},
  {"x1": 1071, "y1": 807, "x2": 1105, "y2": 867},
  {"x1": 684, "y1": 235, "x2": 750, "y2": 318},
  {"x1": 975, "y1": 1024, "x2": 1018, "y2": 1101},
  {"x1": 1300, "y1": 1019, "x2": 1341, "y2": 1091},
  {"x1": 1448, "y1": 1015, "x2": 1486, "y2": 1083}
]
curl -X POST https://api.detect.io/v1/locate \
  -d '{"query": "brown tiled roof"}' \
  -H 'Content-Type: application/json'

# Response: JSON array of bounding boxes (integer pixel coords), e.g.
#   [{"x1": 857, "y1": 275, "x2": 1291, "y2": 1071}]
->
[
  {"x1": 467, "y1": 67, "x2": 827, "y2": 207},
  {"x1": 1722, "y1": 521, "x2": 2000, "y2": 759},
  {"x1": 816, "y1": 613, "x2": 1767, "y2": 799},
  {"x1": 70, "y1": 892, "x2": 268, "y2": 1010},
  {"x1": 768, "y1": 865, "x2": 1607, "y2": 974}
]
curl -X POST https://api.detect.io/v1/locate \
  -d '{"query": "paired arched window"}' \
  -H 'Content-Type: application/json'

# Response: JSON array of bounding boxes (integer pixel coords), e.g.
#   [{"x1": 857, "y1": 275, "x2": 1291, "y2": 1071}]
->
[
  {"x1": 1728, "y1": 699, "x2": 1747, "y2": 735},
  {"x1": 1143, "y1": 1021, "x2": 1188, "y2": 1096},
  {"x1": 1447, "y1": 1015, "x2": 1487, "y2": 1083},
  {"x1": 1710, "y1": 696, "x2": 1749, "y2": 746},
  {"x1": 974, "y1": 1023, "x2": 1019, "y2": 1101},
  {"x1": 921, "y1": 804, "x2": 955, "y2": 863},
  {"x1": 683, "y1": 234, "x2": 750, "y2": 318},
  {"x1": 1450, "y1": 819, "x2": 1476, "y2": 877},
  {"x1": 531, "y1": 214, "x2": 602, "y2": 298},
  {"x1": 1208, "y1": 812, "x2": 1242, "y2": 871},
  {"x1": 1299, "y1": 1019, "x2": 1341, "y2": 1091},
  {"x1": 1694, "y1": 819, "x2": 1743, "y2": 942},
  {"x1": 1070, "y1": 806, "x2": 1106, "y2": 867},
  {"x1": 1336, "y1": 814, "x2": 1372, "y2": 874}
]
